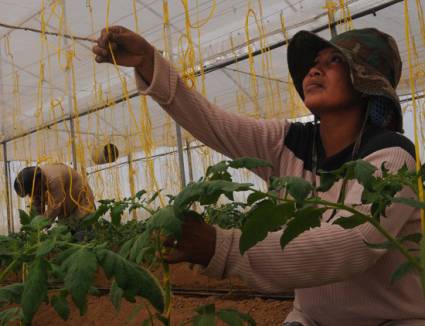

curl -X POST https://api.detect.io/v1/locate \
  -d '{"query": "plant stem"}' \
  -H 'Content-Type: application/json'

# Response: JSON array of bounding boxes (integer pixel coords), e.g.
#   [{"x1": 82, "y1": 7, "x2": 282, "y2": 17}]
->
[
  {"x1": 155, "y1": 232, "x2": 171, "y2": 326},
  {"x1": 309, "y1": 198, "x2": 421, "y2": 270},
  {"x1": 0, "y1": 259, "x2": 19, "y2": 283},
  {"x1": 162, "y1": 261, "x2": 171, "y2": 322},
  {"x1": 264, "y1": 190, "x2": 421, "y2": 271}
]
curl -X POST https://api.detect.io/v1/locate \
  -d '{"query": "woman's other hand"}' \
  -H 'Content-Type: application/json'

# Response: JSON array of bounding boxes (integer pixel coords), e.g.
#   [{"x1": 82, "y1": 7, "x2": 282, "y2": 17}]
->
[{"x1": 163, "y1": 213, "x2": 216, "y2": 267}]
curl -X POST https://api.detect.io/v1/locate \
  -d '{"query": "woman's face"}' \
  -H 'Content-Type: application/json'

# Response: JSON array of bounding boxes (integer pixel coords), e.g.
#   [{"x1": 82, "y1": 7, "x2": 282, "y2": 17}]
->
[{"x1": 302, "y1": 47, "x2": 362, "y2": 114}]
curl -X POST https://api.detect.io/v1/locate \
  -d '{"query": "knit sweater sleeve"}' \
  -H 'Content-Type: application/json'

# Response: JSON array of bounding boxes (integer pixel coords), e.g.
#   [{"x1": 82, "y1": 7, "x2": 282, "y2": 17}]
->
[
  {"x1": 135, "y1": 50, "x2": 289, "y2": 180},
  {"x1": 201, "y1": 147, "x2": 418, "y2": 293}
]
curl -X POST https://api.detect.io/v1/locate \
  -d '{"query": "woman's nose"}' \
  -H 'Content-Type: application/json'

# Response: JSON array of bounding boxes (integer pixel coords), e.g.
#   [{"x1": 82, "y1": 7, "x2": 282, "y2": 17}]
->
[{"x1": 307, "y1": 65, "x2": 322, "y2": 77}]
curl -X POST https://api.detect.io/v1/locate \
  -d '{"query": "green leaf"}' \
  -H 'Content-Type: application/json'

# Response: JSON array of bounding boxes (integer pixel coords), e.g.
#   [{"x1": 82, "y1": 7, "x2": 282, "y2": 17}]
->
[
  {"x1": 333, "y1": 214, "x2": 367, "y2": 229},
  {"x1": 148, "y1": 206, "x2": 182, "y2": 238},
  {"x1": 193, "y1": 304, "x2": 216, "y2": 326},
  {"x1": 173, "y1": 180, "x2": 251, "y2": 216},
  {"x1": 0, "y1": 283, "x2": 24, "y2": 307},
  {"x1": 111, "y1": 203, "x2": 127, "y2": 226},
  {"x1": 192, "y1": 314, "x2": 216, "y2": 326},
  {"x1": 390, "y1": 260, "x2": 416, "y2": 284},
  {"x1": 148, "y1": 191, "x2": 160, "y2": 204},
  {"x1": 82, "y1": 205, "x2": 109, "y2": 227},
  {"x1": 21, "y1": 258, "x2": 49, "y2": 324},
  {"x1": 195, "y1": 304, "x2": 216, "y2": 315},
  {"x1": 51, "y1": 294, "x2": 70, "y2": 321},
  {"x1": 110, "y1": 281, "x2": 123, "y2": 312},
  {"x1": 270, "y1": 176, "x2": 312, "y2": 204},
  {"x1": 129, "y1": 233, "x2": 151, "y2": 264},
  {"x1": 200, "y1": 180, "x2": 252, "y2": 205},
  {"x1": 280, "y1": 207, "x2": 325, "y2": 250},
  {"x1": 317, "y1": 172, "x2": 338, "y2": 192},
  {"x1": 229, "y1": 157, "x2": 272, "y2": 170},
  {"x1": 240, "y1": 201, "x2": 293, "y2": 255},
  {"x1": 98, "y1": 199, "x2": 115, "y2": 205},
  {"x1": 402, "y1": 233, "x2": 422, "y2": 244},
  {"x1": 36, "y1": 239, "x2": 56, "y2": 257},
  {"x1": 61, "y1": 248, "x2": 97, "y2": 315},
  {"x1": 173, "y1": 182, "x2": 204, "y2": 215},
  {"x1": 217, "y1": 309, "x2": 256, "y2": 326},
  {"x1": 391, "y1": 197, "x2": 425, "y2": 209},
  {"x1": 118, "y1": 238, "x2": 135, "y2": 259},
  {"x1": 246, "y1": 192, "x2": 268, "y2": 206},
  {"x1": 18, "y1": 209, "x2": 31, "y2": 225},
  {"x1": 96, "y1": 249, "x2": 164, "y2": 313},
  {"x1": 205, "y1": 161, "x2": 232, "y2": 181},
  {"x1": 353, "y1": 160, "x2": 376, "y2": 188},
  {"x1": 30, "y1": 215, "x2": 51, "y2": 230},
  {"x1": 135, "y1": 190, "x2": 146, "y2": 199},
  {"x1": 0, "y1": 307, "x2": 22, "y2": 326}
]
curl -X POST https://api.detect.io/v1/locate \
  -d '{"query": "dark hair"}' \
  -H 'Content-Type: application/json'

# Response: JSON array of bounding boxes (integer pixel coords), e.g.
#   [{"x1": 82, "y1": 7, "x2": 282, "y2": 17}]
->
[{"x1": 14, "y1": 167, "x2": 41, "y2": 197}]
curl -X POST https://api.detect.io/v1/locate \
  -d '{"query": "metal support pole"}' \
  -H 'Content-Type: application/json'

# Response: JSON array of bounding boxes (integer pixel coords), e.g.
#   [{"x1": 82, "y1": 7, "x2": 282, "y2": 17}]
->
[
  {"x1": 127, "y1": 153, "x2": 137, "y2": 220},
  {"x1": 3, "y1": 143, "x2": 13, "y2": 234},
  {"x1": 186, "y1": 140, "x2": 194, "y2": 183},
  {"x1": 62, "y1": 0, "x2": 78, "y2": 170}
]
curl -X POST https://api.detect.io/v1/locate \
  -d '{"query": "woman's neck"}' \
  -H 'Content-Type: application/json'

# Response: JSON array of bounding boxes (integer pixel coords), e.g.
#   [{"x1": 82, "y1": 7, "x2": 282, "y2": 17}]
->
[{"x1": 319, "y1": 108, "x2": 365, "y2": 158}]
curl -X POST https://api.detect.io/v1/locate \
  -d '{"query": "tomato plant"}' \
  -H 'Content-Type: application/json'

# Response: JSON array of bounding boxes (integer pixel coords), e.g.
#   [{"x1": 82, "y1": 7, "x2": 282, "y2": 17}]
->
[{"x1": 0, "y1": 156, "x2": 424, "y2": 325}]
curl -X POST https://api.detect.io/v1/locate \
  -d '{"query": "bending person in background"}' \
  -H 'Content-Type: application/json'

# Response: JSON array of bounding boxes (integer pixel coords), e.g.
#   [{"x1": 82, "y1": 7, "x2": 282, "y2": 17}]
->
[
  {"x1": 14, "y1": 163, "x2": 95, "y2": 230},
  {"x1": 93, "y1": 26, "x2": 425, "y2": 325}
]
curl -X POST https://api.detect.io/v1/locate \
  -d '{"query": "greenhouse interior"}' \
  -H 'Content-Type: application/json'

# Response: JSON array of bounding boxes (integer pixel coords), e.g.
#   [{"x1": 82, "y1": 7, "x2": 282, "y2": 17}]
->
[{"x1": 0, "y1": 0, "x2": 424, "y2": 325}]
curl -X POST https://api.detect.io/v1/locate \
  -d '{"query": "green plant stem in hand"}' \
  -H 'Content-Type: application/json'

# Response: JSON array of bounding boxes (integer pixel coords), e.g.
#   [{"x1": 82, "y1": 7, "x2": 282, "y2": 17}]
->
[{"x1": 155, "y1": 232, "x2": 171, "y2": 326}]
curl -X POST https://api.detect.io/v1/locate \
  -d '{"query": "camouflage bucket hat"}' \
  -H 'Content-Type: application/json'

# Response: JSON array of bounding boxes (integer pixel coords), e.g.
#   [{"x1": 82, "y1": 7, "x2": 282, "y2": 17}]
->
[{"x1": 287, "y1": 28, "x2": 403, "y2": 132}]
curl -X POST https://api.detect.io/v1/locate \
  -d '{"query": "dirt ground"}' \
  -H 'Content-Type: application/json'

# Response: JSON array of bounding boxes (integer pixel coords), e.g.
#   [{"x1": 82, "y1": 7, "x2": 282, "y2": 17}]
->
[
  {"x1": 31, "y1": 263, "x2": 293, "y2": 325},
  {"x1": 33, "y1": 295, "x2": 293, "y2": 325}
]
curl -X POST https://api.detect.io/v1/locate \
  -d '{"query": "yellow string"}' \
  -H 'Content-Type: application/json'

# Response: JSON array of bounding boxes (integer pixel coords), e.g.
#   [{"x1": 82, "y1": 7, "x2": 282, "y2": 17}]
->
[
  {"x1": 323, "y1": 0, "x2": 338, "y2": 34},
  {"x1": 404, "y1": 0, "x2": 425, "y2": 234},
  {"x1": 245, "y1": 8, "x2": 262, "y2": 117},
  {"x1": 106, "y1": 0, "x2": 165, "y2": 206}
]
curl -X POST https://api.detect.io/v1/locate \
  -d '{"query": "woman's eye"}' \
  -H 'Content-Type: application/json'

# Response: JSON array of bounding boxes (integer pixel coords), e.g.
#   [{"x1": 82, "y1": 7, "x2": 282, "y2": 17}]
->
[{"x1": 331, "y1": 55, "x2": 342, "y2": 63}]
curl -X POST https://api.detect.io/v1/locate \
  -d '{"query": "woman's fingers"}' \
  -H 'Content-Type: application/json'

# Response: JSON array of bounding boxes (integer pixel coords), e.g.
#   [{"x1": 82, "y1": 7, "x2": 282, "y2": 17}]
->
[
  {"x1": 92, "y1": 45, "x2": 108, "y2": 57},
  {"x1": 163, "y1": 249, "x2": 186, "y2": 264}
]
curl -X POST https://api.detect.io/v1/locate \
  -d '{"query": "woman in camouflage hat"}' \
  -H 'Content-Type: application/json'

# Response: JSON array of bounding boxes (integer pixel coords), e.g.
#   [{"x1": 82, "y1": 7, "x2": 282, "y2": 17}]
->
[{"x1": 93, "y1": 26, "x2": 425, "y2": 325}]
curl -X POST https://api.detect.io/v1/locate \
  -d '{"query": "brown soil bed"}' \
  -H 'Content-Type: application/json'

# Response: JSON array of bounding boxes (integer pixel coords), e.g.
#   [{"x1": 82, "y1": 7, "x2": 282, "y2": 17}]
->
[
  {"x1": 32, "y1": 295, "x2": 293, "y2": 325},
  {"x1": 12, "y1": 263, "x2": 294, "y2": 325},
  {"x1": 93, "y1": 263, "x2": 247, "y2": 290},
  {"x1": 168, "y1": 263, "x2": 247, "y2": 290}
]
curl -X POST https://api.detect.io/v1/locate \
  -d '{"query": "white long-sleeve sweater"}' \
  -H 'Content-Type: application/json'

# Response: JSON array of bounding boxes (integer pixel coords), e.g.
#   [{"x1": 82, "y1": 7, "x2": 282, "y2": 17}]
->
[{"x1": 135, "y1": 50, "x2": 425, "y2": 325}]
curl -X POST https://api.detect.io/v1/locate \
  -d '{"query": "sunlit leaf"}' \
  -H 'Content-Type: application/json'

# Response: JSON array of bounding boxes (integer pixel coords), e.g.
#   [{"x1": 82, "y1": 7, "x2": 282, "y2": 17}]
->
[
  {"x1": 148, "y1": 206, "x2": 182, "y2": 238},
  {"x1": 61, "y1": 248, "x2": 97, "y2": 315},
  {"x1": 390, "y1": 260, "x2": 416, "y2": 284},
  {"x1": 21, "y1": 258, "x2": 49, "y2": 324},
  {"x1": 229, "y1": 157, "x2": 272, "y2": 170},
  {"x1": 240, "y1": 201, "x2": 293, "y2": 254},
  {"x1": 280, "y1": 207, "x2": 325, "y2": 250},
  {"x1": 333, "y1": 214, "x2": 367, "y2": 229},
  {"x1": 96, "y1": 249, "x2": 164, "y2": 312}
]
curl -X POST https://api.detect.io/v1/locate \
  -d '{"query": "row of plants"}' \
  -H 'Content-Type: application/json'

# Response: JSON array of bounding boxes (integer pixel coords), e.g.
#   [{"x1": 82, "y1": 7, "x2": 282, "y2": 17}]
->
[{"x1": 0, "y1": 157, "x2": 423, "y2": 325}]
